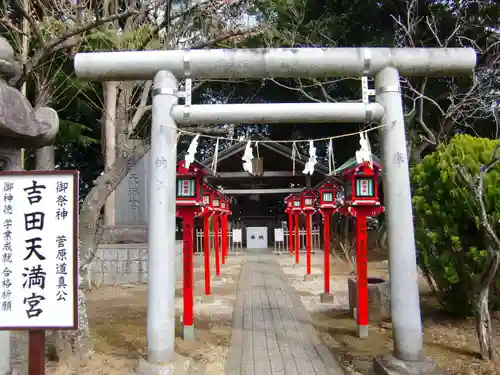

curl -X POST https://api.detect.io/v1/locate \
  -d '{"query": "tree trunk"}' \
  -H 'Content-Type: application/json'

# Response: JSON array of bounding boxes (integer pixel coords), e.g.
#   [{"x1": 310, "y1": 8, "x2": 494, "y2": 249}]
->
[
  {"x1": 475, "y1": 285, "x2": 493, "y2": 360},
  {"x1": 474, "y1": 254, "x2": 500, "y2": 360},
  {"x1": 54, "y1": 142, "x2": 148, "y2": 364},
  {"x1": 102, "y1": 81, "x2": 118, "y2": 227}
]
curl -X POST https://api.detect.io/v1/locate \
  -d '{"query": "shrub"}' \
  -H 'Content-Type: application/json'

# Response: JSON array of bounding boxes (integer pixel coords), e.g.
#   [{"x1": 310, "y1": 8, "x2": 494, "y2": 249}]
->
[{"x1": 411, "y1": 135, "x2": 500, "y2": 316}]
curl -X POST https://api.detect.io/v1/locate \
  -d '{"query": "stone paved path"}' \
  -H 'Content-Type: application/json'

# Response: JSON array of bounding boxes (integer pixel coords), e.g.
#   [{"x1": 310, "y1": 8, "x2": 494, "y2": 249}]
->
[{"x1": 225, "y1": 256, "x2": 345, "y2": 375}]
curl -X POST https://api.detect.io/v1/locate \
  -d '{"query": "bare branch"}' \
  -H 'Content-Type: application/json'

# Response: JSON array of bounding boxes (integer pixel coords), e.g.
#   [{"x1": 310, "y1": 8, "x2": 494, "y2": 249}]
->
[{"x1": 455, "y1": 145, "x2": 500, "y2": 251}]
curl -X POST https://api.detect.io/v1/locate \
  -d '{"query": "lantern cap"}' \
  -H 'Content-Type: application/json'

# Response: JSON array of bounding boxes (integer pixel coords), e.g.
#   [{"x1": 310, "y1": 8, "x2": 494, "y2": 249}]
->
[
  {"x1": 340, "y1": 160, "x2": 382, "y2": 178},
  {"x1": 332, "y1": 155, "x2": 382, "y2": 177},
  {"x1": 177, "y1": 159, "x2": 216, "y2": 176},
  {"x1": 317, "y1": 180, "x2": 340, "y2": 191}
]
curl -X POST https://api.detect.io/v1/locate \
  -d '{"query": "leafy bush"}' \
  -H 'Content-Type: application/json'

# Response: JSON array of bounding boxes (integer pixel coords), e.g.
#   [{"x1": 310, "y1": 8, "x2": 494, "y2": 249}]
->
[{"x1": 411, "y1": 135, "x2": 500, "y2": 317}]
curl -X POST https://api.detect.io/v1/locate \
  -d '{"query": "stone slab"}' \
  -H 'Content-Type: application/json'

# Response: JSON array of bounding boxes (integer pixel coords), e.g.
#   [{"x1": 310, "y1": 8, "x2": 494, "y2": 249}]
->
[
  {"x1": 374, "y1": 355, "x2": 444, "y2": 375},
  {"x1": 135, "y1": 356, "x2": 191, "y2": 375}
]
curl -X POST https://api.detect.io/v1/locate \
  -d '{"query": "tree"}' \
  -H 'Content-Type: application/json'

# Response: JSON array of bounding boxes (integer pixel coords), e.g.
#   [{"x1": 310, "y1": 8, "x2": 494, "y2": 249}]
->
[
  {"x1": 411, "y1": 134, "x2": 500, "y2": 359},
  {"x1": 68, "y1": 0, "x2": 264, "y2": 363}
]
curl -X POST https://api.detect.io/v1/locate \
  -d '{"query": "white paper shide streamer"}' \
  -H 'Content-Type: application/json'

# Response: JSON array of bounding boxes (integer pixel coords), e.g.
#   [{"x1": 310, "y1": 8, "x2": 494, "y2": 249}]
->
[
  {"x1": 184, "y1": 134, "x2": 200, "y2": 169},
  {"x1": 302, "y1": 140, "x2": 317, "y2": 175},
  {"x1": 327, "y1": 139, "x2": 335, "y2": 174},
  {"x1": 242, "y1": 141, "x2": 254, "y2": 175},
  {"x1": 211, "y1": 138, "x2": 220, "y2": 174},
  {"x1": 355, "y1": 131, "x2": 372, "y2": 165}
]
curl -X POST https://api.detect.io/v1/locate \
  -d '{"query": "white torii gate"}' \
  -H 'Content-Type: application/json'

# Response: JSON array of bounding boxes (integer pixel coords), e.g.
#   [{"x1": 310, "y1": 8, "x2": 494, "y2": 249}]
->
[{"x1": 74, "y1": 47, "x2": 476, "y2": 375}]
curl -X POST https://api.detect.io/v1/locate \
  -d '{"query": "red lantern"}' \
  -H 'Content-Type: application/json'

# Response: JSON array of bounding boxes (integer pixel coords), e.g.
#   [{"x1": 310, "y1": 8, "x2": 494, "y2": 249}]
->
[
  {"x1": 200, "y1": 183, "x2": 217, "y2": 299},
  {"x1": 341, "y1": 161, "x2": 382, "y2": 210},
  {"x1": 201, "y1": 184, "x2": 216, "y2": 212},
  {"x1": 316, "y1": 181, "x2": 339, "y2": 302},
  {"x1": 220, "y1": 196, "x2": 231, "y2": 265},
  {"x1": 300, "y1": 189, "x2": 316, "y2": 279},
  {"x1": 175, "y1": 160, "x2": 209, "y2": 340},
  {"x1": 300, "y1": 188, "x2": 316, "y2": 213},
  {"x1": 289, "y1": 193, "x2": 301, "y2": 264},
  {"x1": 284, "y1": 195, "x2": 295, "y2": 257},
  {"x1": 318, "y1": 181, "x2": 339, "y2": 211},
  {"x1": 176, "y1": 160, "x2": 206, "y2": 209},
  {"x1": 211, "y1": 190, "x2": 225, "y2": 277},
  {"x1": 339, "y1": 161, "x2": 384, "y2": 339},
  {"x1": 291, "y1": 193, "x2": 302, "y2": 213}
]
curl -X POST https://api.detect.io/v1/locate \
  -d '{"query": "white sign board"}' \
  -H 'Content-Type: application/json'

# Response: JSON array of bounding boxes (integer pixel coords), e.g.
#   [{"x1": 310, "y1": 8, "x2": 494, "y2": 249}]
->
[
  {"x1": 0, "y1": 171, "x2": 78, "y2": 330},
  {"x1": 246, "y1": 227, "x2": 268, "y2": 249},
  {"x1": 232, "y1": 229, "x2": 242, "y2": 243},
  {"x1": 274, "y1": 228, "x2": 284, "y2": 242}
]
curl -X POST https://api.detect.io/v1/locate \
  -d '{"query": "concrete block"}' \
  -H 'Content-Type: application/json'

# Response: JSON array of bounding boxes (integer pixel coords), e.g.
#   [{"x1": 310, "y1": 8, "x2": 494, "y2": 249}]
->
[
  {"x1": 303, "y1": 274, "x2": 314, "y2": 281},
  {"x1": 320, "y1": 293, "x2": 334, "y2": 303},
  {"x1": 348, "y1": 276, "x2": 391, "y2": 322}
]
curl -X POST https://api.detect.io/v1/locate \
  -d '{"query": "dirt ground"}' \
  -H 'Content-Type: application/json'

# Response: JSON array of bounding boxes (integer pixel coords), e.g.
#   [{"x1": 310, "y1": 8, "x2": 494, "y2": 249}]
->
[
  {"x1": 278, "y1": 250, "x2": 500, "y2": 375},
  {"x1": 46, "y1": 255, "x2": 243, "y2": 375}
]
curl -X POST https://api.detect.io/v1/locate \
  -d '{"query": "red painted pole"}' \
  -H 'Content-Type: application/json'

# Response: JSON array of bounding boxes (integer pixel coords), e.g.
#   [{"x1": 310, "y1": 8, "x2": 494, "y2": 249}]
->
[
  {"x1": 203, "y1": 214, "x2": 211, "y2": 295},
  {"x1": 214, "y1": 214, "x2": 220, "y2": 276},
  {"x1": 182, "y1": 213, "x2": 195, "y2": 330},
  {"x1": 356, "y1": 214, "x2": 369, "y2": 337},
  {"x1": 305, "y1": 213, "x2": 312, "y2": 275},
  {"x1": 288, "y1": 212, "x2": 294, "y2": 255},
  {"x1": 221, "y1": 215, "x2": 226, "y2": 265},
  {"x1": 294, "y1": 212, "x2": 300, "y2": 264},
  {"x1": 323, "y1": 212, "x2": 331, "y2": 294},
  {"x1": 224, "y1": 215, "x2": 229, "y2": 261}
]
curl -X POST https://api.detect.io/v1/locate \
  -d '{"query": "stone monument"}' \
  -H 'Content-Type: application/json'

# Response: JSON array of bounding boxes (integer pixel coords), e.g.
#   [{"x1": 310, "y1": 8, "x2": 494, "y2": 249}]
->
[{"x1": 0, "y1": 36, "x2": 59, "y2": 375}]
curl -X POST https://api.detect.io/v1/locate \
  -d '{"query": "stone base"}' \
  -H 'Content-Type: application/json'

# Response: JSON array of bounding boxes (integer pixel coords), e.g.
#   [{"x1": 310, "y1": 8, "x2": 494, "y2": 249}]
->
[
  {"x1": 182, "y1": 325, "x2": 196, "y2": 340},
  {"x1": 357, "y1": 324, "x2": 369, "y2": 338},
  {"x1": 303, "y1": 274, "x2": 314, "y2": 281},
  {"x1": 201, "y1": 295, "x2": 214, "y2": 303},
  {"x1": 320, "y1": 292, "x2": 334, "y2": 303},
  {"x1": 374, "y1": 354, "x2": 444, "y2": 375},
  {"x1": 292, "y1": 263, "x2": 300, "y2": 268},
  {"x1": 135, "y1": 356, "x2": 191, "y2": 375}
]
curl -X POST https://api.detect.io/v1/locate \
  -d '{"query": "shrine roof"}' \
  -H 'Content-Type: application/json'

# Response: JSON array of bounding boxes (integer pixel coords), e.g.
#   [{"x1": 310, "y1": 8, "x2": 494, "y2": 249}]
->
[{"x1": 201, "y1": 134, "x2": 330, "y2": 175}]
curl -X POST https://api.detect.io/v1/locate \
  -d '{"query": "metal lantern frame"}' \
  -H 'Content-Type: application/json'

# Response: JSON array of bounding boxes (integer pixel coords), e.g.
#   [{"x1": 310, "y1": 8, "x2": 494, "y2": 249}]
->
[
  {"x1": 300, "y1": 188, "x2": 316, "y2": 213},
  {"x1": 318, "y1": 181, "x2": 339, "y2": 211},
  {"x1": 220, "y1": 194, "x2": 231, "y2": 214},
  {"x1": 212, "y1": 190, "x2": 223, "y2": 213},
  {"x1": 291, "y1": 193, "x2": 302, "y2": 213},
  {"x1": 341, "y1": 161, "x2": 382, "y2": 208},
  {"x1": 284, "y1": 194, "x2": 294, "y2": 214},
  {"x1": 176, "y1": 160, "x2": 207, "y2": 208},
  {"x1": 201, "y1": 183, "x2": 217, "y2": 212}
]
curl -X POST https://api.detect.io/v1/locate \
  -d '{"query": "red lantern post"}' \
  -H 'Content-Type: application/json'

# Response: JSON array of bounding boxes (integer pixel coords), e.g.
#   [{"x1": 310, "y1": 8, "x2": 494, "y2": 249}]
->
[
  {"x1": 284, "y1": 195, "x2": 294, "y2": 256},
  {"x1": 212, "y1": 192, "x2": 222, "y2": 277},
  {"x1": 317, "y1": 181, "x2": 339, "y2": 303},
  {"x1": 176, "y1": 160, "x2": 206, "y2": 340},
  {"x1": 201, "y1": 184, "x2": 216, "y2": 301},
  {"x1": 220, "y1": 197, "x2": 231, "y2": 264},
  {"x1": 300, "y1": 189, "x2": 316, "y2": 281},
  {"x1": 291, "y1": 194, "x2": 302, "y2": 265},
  {"x1": 338, "y1": 161, "x2": 384, "y2": 338}
]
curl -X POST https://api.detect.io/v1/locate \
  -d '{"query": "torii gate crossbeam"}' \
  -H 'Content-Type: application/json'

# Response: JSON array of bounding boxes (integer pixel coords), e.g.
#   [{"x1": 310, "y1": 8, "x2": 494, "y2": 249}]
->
[{"x1": 73, "y1": 47, "x2": 476, "y2": 375}]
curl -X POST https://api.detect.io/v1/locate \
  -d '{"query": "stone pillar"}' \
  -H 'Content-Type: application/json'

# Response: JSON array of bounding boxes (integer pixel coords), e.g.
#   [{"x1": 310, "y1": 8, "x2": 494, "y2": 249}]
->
[{"x1": 114, "y1": 140, "x2": 150, "y2": 226}]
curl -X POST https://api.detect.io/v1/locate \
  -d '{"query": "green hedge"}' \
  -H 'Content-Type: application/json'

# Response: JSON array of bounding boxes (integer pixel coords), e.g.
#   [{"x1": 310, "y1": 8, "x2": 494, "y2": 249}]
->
[{"x1": 411, "y1": 135, "x2": 500, "y2": 316}]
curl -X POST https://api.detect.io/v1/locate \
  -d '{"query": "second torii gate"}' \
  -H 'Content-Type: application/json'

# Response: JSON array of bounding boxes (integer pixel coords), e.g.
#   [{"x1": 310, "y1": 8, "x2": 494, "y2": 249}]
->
[{"x1": 74, "y1": 47, "x2": 476, "y2": 375}]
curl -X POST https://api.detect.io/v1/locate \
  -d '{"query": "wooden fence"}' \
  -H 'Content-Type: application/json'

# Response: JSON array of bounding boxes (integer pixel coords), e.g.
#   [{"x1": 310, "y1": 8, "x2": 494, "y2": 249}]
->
[{"x1": 194, "y1": 225, "x2": 321, "y2": 255}]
